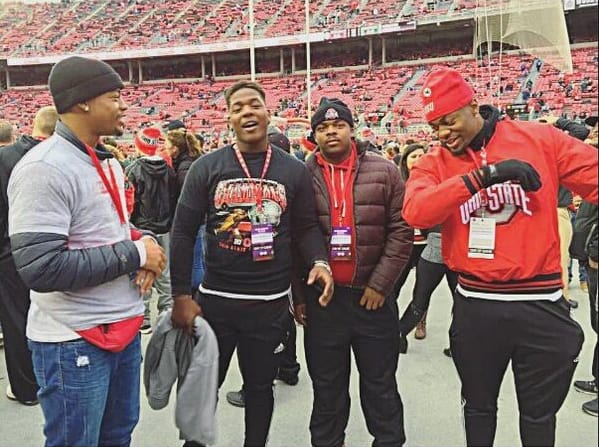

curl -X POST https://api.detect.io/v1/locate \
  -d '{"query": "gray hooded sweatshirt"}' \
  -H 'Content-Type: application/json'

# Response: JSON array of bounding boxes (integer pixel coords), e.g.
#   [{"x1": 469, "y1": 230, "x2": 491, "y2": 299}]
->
[{"x1": 144, "y1": 310, "x2": 218, "y2": 445}]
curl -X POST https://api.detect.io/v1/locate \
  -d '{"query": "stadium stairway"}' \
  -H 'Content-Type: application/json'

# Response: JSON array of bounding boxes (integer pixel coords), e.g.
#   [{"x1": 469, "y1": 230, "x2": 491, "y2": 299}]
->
[
  {"x1": 74, "y1": 0, "x2": 141, "y2": 53},
  {"x1": 47, "y1": 0, "x2": 111, "y2": 55},
  {"x1": 517, "y1": 58, "x2": 543, "y2": 103},
  {"x1": 401, "y1": 0, "x2": 417, "y2": 18},
  {"x1": 254, "y1": 0, "x2": 293, "y2": 37},
  {"x1": 187, "y1": 0, "x2": 230, "y2": 44},
  {"x1": 112, "y1": 7, "x2": 157, "y2": 49},
  {"x1": 380, "y1": 67, "x2": 427, "y2": 129}
]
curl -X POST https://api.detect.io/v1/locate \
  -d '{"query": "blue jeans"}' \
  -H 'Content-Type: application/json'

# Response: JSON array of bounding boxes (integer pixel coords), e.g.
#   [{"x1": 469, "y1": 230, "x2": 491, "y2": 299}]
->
[
  {"x1": 191, "y1": 225, "x2": 206, "y2": 290},
  {"x1": 143, "y1": 232, "x2": 173, "y2": 320},
  {"x1": 28, "y1": 336, "x2": 141, "y2": 447}
]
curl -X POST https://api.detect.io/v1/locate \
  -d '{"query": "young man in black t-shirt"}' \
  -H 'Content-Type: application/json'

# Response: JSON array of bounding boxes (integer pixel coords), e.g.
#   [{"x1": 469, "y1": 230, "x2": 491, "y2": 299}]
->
[{"x1": 170, "y1": 80, "x2": 334, "y2": 447}]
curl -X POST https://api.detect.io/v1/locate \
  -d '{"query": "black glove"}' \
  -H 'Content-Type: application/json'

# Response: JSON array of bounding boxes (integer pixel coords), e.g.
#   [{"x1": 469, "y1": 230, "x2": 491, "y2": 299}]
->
[
  {"x1": 476, "y1": 159, "x2": 542, "y2": 192},
  {"x1": 399, "y1": 332, "x2": 408, "y2": 354}
]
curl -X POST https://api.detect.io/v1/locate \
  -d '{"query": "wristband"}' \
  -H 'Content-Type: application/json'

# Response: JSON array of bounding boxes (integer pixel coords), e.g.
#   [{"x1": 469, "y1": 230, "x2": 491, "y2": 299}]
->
[
  {"x1": 488, "y1": 164, "x2": 498, "y2": 180},
  {"x1": 313, "y1": 260, "x2": 332, "y2": 275}
]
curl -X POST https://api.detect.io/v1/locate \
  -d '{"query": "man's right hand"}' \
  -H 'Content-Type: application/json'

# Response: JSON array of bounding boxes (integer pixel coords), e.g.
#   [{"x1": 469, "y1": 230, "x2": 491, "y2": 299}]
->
[
  {"x1": 172, "y1": 294, "x2": 202, "y2": 335},
  {"x1": 294, "y1": 303, "x2": 307, "y2": 327},
  {"x1": 142, "y1": 237, "x2": 166, "y2": 276}
]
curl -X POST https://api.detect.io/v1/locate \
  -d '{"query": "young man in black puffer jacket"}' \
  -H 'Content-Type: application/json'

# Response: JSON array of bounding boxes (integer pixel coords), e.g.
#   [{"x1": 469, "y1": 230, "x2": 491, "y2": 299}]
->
[
  {"x1": 570, "y1": 116, "x2": 599, "y2": 417},
  {"x1": 127, "y1": 127, "x2": 178, "y2": 332},
  {"x1": 0, "y1": 106, "x2": 58, "y2": 405}
]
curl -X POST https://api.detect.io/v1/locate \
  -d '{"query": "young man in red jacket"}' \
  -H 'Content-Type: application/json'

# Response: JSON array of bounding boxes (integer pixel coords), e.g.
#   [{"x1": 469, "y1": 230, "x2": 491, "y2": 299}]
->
[
  {"x1": 402, "y1": 67, "x2": 599, "y2": 447},
  {"x1": 295, "y1": 98, "x2": 413, "y2": 447}
]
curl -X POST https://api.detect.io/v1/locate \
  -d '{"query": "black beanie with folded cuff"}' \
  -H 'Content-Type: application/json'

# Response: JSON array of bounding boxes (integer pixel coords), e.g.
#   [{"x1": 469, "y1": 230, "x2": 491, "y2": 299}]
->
[
  {"x1": 48, "y1": 56, "x2": 124, "y2": 114},
  {"x1": 310, "y1": 98, "x2": 354, "y2": 133}
]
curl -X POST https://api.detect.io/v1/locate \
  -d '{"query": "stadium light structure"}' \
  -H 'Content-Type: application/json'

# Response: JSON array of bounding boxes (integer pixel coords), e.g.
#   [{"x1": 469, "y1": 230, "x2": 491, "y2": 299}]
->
[
  {"x1": 249, "y1": 0, "x2": 256, "y2": 81},
  {"x1": 305, "y1": 0, "x2": 312, "y2": 118},
  {"x1": 248, "y1": 0, "x2": 310, "y2": 116}
]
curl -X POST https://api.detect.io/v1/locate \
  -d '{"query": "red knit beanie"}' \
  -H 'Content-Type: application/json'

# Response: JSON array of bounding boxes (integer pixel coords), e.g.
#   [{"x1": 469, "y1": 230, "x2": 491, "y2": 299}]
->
[
  {"x1": 421, "y1": 68, "x2": 474, "y2": 123},
  {"x1": 134, "y1": 127, "x2": 161, "y2": 156}
]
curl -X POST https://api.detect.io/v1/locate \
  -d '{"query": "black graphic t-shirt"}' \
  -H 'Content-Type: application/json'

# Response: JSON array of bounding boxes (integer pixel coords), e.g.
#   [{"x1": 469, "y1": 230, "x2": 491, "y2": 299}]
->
[
  {"x1": 212, "y1": 176, "x2": 286, "y2": 253},
  {"x1": 170, "y1": 145, "x2": 327, "y2": 297}
]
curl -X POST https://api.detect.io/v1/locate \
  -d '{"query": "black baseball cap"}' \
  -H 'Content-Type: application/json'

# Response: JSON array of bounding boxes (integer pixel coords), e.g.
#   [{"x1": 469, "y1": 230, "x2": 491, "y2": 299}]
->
[
  {"x1": 268, "y1": 132, "x2": 291, "y2": 153},
  {"x1": 164, "y1": 119, "x2": 186, "y2": 131}
]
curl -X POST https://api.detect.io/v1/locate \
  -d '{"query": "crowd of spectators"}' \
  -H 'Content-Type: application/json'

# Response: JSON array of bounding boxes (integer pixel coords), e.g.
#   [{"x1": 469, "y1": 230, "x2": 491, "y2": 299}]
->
[
  {"x1": 1, "y1": 48, "x2": 596, "y2": 155},
  {"x1": 1, "y1": 0, "x2": 576, "y2": 57}
]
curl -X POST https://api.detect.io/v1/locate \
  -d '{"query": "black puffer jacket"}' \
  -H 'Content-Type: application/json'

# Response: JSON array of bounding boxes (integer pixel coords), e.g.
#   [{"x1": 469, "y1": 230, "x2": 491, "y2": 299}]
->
[
  {"x1": 127, "y1": 157, "x2": 178, "y2": 234},
  {"x1": 0, "y1": 135, "x2": 40, "y2": 261},
  {"x1": 588, "y1": 218, "x2": 598, "y2": 264},
  {"x1": 570, "y1": 200, "x2": 599, "y2": 262},
  {"x1": 305, "y1": 140, "x2": 413, "y2": 295},
  {"x1": 172, "y1": 152, "x2": 197, "y2": 192}
]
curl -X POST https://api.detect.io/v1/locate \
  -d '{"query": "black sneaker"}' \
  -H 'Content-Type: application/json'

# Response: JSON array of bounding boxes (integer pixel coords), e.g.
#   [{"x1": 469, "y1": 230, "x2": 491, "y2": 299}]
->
[
  {"x1": 276, "y1": 370, "x2": 299, "y2": 386},
  {"x1": 568, "y1": 299, "x2": 579, "y2": 309},
  {"x1": 6, "y1": 385, "x2": 38, "y2": 406},
  {"x1": 443, "y1": 347, "x2": 452, "y2": 358},
  {"x1": 226, "y1": 389, "x2": 245, "y2": 407},
  {"x1": 582, "y1": 398, "x2": 598, "y2": 417},
  {"x1": 183, "y1": 441, "x2": 206, "y2": 447},
  {"x1": 574, "y1": 379, "x2": 598, "y2": 395},
  {"x1": 139, "y1": 322, "x2": 152, "y2": 334}
]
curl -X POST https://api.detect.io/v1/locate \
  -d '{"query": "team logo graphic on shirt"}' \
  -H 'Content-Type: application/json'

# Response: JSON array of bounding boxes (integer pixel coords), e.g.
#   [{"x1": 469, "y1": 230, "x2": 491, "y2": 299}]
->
[
  {"x1": 213, "y1": 178, "x2": 287, "y2": 253},
  {"x1": 460, "y1": 182, "x2": 533, "y2": 224}
]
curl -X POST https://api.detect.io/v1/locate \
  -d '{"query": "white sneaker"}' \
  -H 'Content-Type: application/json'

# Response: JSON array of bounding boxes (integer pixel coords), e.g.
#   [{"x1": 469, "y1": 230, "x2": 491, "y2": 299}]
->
[{"x1": 6, "y1": 384, "x2": 16, "y2": 400}]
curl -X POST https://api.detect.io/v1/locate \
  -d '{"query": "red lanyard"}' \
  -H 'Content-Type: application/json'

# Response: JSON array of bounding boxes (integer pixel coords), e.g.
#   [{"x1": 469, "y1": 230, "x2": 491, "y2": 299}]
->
[
  {"x1": 466, "y1": 147, "x2": 488, "y2": 170},
  {"x1": 320, "y1": 144, "x2": 356, "y2": 225},
  {"x1": 233, "y1": 145, "x2": 272, "y2": 209},
  {"x1": 85, "y1": 144, "x2": 126, "y2": 225},
  {"x1": 467, "y1": 147, "x2": 490, "y2": 212}
]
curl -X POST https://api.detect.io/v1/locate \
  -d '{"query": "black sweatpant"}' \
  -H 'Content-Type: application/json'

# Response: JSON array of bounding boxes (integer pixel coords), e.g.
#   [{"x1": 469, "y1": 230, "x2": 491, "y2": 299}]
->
[
  {"x1": 304, "y1": 285, "x2": 405, "y2": 447},
  {"x1": 195, "y1": 292, "x2": 289, "y2": 447},
  {"x1": 450, "y1": 292, "x2": 584, "y2": 447},
  {"x1": 279, "y1": 313, "x2": 300, "y2": 377},
  {"x1": 391, "y1": 243, "x2": 425, "y2": 299},
  {"x1": 0, "y1": 257, "x2": 38, "y2": 402},
  {"x1": 585, "y1": 264, "x2": 598, "y2": 382},
  {"x1": 399, "y1": 258, "x2": 457, "y2": 335}
]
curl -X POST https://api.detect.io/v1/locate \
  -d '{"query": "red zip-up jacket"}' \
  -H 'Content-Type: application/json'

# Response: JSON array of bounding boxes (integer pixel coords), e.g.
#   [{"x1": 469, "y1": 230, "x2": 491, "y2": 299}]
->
[{"x1": 403, "y1": 119, "x2": 598, "y2": 296}]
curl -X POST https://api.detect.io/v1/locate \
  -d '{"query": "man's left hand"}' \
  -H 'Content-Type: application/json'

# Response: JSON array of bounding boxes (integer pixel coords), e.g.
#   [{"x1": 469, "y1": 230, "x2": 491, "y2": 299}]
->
[
  {"x1": 359, "y1": 286, "x2": 385, "y2": 310},
  {"x1": 589, "y1": 258, "x2": 598, "y2": 270},
  {"x1": 307, "y1": 266, "x2": 334, "y2": 307},
  {"x1": 135, "y1": 269, "x2": 156, "y2": 295}
]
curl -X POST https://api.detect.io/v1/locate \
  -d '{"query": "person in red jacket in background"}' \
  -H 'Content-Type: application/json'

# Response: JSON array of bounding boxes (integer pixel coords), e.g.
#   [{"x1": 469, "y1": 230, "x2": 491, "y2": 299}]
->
[{"x1": 402, "y1": 67, "x2": 598, "y2": 447}]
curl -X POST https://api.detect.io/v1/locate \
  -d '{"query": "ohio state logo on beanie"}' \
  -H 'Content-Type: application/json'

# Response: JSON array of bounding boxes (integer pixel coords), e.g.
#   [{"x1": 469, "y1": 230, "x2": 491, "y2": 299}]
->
[
  {"x1": 311, "y1": 98, "x2": 354, "y2": 133},
  {"x1": 134, "y1": 127, "x2": 161, "y2": 156},
  {"x1": 325, "y1": 108, "x2": 339, "y2": 120},
  {"x1": 421, "y1": 68, "x2": 474, "y2": 123}
]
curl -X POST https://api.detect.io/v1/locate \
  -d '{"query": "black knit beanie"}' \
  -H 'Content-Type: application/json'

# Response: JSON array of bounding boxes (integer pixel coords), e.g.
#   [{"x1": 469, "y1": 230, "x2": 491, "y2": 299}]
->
[
  {"x1": 48, "y1": 56, "x2": 124, "y2": 114},
  {"x1": 311, "y1": 98, "x2": 354, "y2": 133}
]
